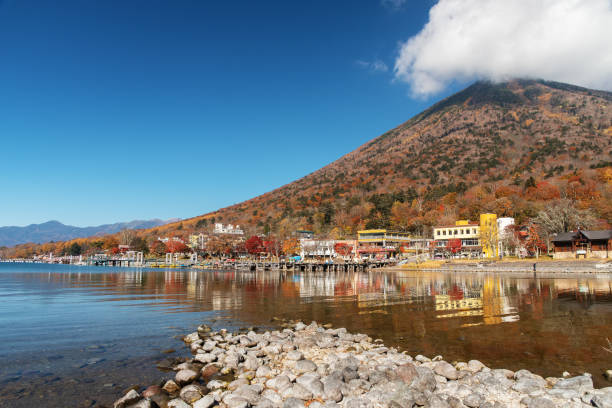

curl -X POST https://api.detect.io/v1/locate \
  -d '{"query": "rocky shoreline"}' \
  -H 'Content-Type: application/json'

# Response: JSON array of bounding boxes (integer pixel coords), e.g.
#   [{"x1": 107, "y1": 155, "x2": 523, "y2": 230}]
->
[{"x1": 112, "y1": 321, "x2": 612, "y2": 408}]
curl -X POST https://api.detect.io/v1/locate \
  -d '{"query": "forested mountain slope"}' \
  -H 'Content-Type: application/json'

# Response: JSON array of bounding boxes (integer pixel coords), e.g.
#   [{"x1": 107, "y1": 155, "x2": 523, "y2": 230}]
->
[{"x1": 4, "y1": 79, "x2": 611, "y2": 257}]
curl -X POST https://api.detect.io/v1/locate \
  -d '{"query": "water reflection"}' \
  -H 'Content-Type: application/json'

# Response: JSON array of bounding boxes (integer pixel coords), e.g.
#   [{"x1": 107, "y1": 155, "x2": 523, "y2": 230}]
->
[
  {"x1": 1, "y1": 264, "x2": 612, "y2": 402},
  {"x1": 11, "y1": 266, "x2": 612, "y2": 329}
]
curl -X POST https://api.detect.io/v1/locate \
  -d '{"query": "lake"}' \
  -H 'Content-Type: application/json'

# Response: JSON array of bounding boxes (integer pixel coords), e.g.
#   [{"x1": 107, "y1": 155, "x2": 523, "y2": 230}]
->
[{"x1": 0, "y1": 263, "x2": 611, "y2": 407}]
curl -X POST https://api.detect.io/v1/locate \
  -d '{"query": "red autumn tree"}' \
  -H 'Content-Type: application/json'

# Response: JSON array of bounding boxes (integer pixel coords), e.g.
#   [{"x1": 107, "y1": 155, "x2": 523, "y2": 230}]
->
[
  {"x1": 264, "y1": 239, "x2": 282, "y2": 257},
  {"x1": 446, "y1": 238, "x2": 462, "y2": 254},
  {"x1": 245, "y1": 236, "x2": 264, "y2": 255},
  {"x1": 334, "y1": 242, "x2": 352, "y2": 256},
  {"x1": 166, "y1": 239, "x2": 188, "y2": 253}
]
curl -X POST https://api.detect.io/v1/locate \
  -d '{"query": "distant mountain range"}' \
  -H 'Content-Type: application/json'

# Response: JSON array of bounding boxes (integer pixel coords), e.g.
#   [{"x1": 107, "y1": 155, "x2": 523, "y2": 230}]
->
[{"x1": 0, "y1": 219, "x2": 177, "y2": 247}]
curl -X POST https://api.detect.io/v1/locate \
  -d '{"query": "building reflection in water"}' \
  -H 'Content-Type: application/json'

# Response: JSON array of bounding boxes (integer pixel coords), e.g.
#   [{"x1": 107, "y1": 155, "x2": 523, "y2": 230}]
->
[{"x1": 24, "y1": 265, "x2": 612, "y2": 382}]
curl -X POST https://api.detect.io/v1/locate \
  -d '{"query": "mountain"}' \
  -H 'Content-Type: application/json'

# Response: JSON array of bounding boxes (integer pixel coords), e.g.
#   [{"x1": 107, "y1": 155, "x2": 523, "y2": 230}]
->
[
  {"x1": 0, "y1": 219, "x2": 175, "y2": 247},
  {"x1": 187, "y1": 79, "x2": 611, "y2": 234},
  {"x1": 3, "y1": 79, "x2": 612, "y2": 257}
]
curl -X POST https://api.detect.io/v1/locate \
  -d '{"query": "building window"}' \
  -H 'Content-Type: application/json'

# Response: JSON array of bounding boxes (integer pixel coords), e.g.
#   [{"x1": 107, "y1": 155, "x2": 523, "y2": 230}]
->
[
  {"x1": 460, "y1": 229, "x2": 464, "y2": 234},
  {"x1": 443, "y1": 230, "x2": 446, "y2": 235},
  {"x1": 454, "y1": 230, "x2": 458, "y2": 235},
  {"x1": 436, "y1": 231, "x2": 440, "y2": 236}
]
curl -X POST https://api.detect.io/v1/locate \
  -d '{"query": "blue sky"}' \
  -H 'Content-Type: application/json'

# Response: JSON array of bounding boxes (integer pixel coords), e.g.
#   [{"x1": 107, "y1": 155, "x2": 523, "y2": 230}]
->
[{"x1": 0, "y1": 0, "x2": 465, "y2": 226}]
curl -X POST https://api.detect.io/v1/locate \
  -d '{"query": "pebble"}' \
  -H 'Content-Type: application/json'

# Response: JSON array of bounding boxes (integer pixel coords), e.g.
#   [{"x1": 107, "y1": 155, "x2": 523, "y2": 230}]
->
[
  {"x1": 193, "y1": 394, "x2": 215, "y2": 408},
  {"x1": 179, "y1": 384, "x2": 204, "y2": 403},
  {"x1": 113, "y1": 389, "x2": 140, "y2": 408},
  {"x1": 167, "y1": 398, "x2": 191, "y2": 408},
  {"x1": 175, "y1": 369, "x2": 199, "y2": 385}
]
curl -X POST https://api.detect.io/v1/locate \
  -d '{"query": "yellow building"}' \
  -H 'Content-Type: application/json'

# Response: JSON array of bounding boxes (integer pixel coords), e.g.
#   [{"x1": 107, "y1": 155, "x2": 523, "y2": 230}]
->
[
  {"x1": 479, "y1": 213, "x2": 498, "y2": 258},
  {"x1": 432, "y1": 214, "x2": 499, "y2": 258}
]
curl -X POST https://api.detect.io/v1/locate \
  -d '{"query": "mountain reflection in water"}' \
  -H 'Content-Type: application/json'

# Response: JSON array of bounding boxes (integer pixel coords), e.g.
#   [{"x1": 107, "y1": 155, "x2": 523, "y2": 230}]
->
[{"x1": 1, "y1": 264, "x2": 611, "y2": 407}]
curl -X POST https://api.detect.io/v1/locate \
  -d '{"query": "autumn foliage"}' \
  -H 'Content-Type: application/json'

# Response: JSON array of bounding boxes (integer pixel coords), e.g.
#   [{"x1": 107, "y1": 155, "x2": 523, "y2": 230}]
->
[{"x1": 245, "y1": 236, "x2": 264, "y2": 254}]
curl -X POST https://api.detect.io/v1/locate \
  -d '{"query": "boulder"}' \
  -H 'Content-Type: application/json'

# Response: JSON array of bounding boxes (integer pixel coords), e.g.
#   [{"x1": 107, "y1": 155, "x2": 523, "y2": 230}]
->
[{"x1": 114, "y1": 390, "x2": 141, "y2": 408}]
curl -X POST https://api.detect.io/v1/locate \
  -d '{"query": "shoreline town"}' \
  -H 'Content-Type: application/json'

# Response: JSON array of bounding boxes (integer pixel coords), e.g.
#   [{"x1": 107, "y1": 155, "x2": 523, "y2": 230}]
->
[{"x1": 2, "y1": 215, "x2": 612, "y2": 272}]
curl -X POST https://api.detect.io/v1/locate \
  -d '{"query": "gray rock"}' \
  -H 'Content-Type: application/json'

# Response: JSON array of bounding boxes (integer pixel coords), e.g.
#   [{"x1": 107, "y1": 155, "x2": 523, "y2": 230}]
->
[
  {"x1": 256, "y1": 365, "x2": 273, "y2": 378},
  {"x1": 286, "y1": 350, "x2": 304, "y2": 361},
  {"x1": 348, "y1": 378, "x2": 371, "y2": 393},
  {"x1": 434, "y1": 361, "x2": 459, "y2": 380},
  {"x1": 512, "y1": 377, "x2": 546, "y2": 394},
  {"x1": 285, "y1": 383, "x2": 313, "y2": 400},
  {"x1": 203, "y1": 340, "x2": 216, "y2": 352},
  {"x1": 222, "y1": 394, "x2": 249, "y2": 408},
  {"x1": 162, "y1": 380, "x2": 181, "y2": 395},
  {"x1": 167, "y1": 399, "x2": 191, "y2": 408},
  {"x1": 175, "y1": 369, "x2": 199, "y2": 385},
  {"x1": 194, "y1": 353, "x2": 217, "y2": 364},
  {"x1": 396, "y1": 363, "x2": 418, "y2": 384},
  {"x1": 553, "y1": 375, "x2": 593, "y2": 392},
  {"x1": 294, "y1": 359, "x2": 317, "y2": 374},
  {"x1": 415, "y1": 355, "x2": 430, "y2": 363},
  {"x1": 323, "y1": 377, "x2": 344, "y2": 402},
  {"x1": 193, "y1": 395, "x2": 216, "y2": 408},
  {"x1": 114, "y1": 390, "x2": 142, "y2": 408},
  {"x1": 244, "y1": 356, "x2": 260, "y2": 371},
  {"x1": 389, "y1": 393, "x2": 415, "y2": 408},
  {"x1": 428, "y1": 394, "x2": 451, "y2": 408},
  {"x1": 180, "y1": 384, "x2": 205, "y2": 404},
  {"x1": 526, "y1": 397, "x2": 555, "y2": 408},
  {"x1": 343, "y1": 397, "x2": 371, "y2": 408},
  {"x1": 367, "y1": 370, "x2": 386, "y2": 385},
  {"x1": 467, "y1": 360, "x2": 485, "y2": 373},
  {"x1": 233, "y1": 385, "x2": 262, "y2": 405},
  {"x1": 337, "y1": 356, "x2": 360, "y2": 371},
  {"x1": 412, "y1": 391, "x2": 428, "y2": 406},
  {"x1": 592, "y1": 393, "x2": 612, "y2": 408},
  {"x1": 228, "y1": 378, "x2": 249, "y2": 391},
  {"x1": 266, "y1": 375, "x2": 291, "y2": 391},
  {"x1": 283, "y1": 397, "x2": 305, "y2": 408},
  {"x1": 546, "y1": 387, "x2": 580, "y2": 400},
  {"x1": 463, "y1": 393, "x2": 484, "y2": 408},
  {"x1": 297, "y1": 374, "x2": 324, "y2": 398},
  {"x1": 207, "y1": 380, "x2": 227, "y2": 390},
  {"x1": 262, "y1": 389, "x2": 283, "y2": 404},
  {"x1": 411, "y1": 366, "x2": 437, "y2": 393},
  {"x1": 445, "y1": 396, "x2": 464, "y2": 408},
  {"x1": 149, "y1": 393, "x2": 170, "y2": 408},
  {"x1": 343, "y1": 367, "x2": 359, "y2": 382},
  {"x1": 254, "y1": 397, "x2": 274, "y2": 408}
]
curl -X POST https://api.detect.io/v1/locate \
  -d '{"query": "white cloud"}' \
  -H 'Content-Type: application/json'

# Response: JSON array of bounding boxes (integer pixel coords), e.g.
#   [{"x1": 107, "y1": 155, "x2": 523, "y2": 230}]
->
[
  {"x1": 394, "y1": 0, "x2": 612, "y2": 96},
  {"x1": 357, "y1": 59, "x2": 389, "y2": 73},
  {"x1": 381, "y1": 0, "x2": 407, "y2": 10}
]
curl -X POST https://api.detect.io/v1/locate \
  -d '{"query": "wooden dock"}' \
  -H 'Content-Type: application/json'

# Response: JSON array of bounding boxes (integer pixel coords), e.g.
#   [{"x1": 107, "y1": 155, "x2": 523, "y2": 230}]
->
[{"x1": 227, "y1": 261, "x2": 393, "y2": 272}]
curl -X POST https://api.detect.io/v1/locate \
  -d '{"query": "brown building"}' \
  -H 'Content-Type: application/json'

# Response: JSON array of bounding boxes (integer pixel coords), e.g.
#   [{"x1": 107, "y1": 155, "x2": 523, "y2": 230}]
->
[{"x1": 552, "y1": 230, "x2": 612, "y2": 259}]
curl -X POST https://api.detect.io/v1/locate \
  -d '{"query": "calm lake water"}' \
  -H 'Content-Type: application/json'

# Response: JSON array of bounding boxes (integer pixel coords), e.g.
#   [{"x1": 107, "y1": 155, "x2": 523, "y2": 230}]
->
[{"x1": 1, "y1": 263, "x2": 611, "y2": 407}]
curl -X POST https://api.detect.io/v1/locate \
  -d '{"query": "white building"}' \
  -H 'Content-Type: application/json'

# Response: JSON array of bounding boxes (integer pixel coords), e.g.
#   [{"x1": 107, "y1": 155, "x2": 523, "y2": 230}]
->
[
  {"x1": 300, "y1": 239, "x2": 335, "y2": 258},
  {"x1": 214, "y1": 223, "x2": 244, "y2": 235},
  {"x1": 158, "y1": 236, "x2": 185, "y2": 244}
]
